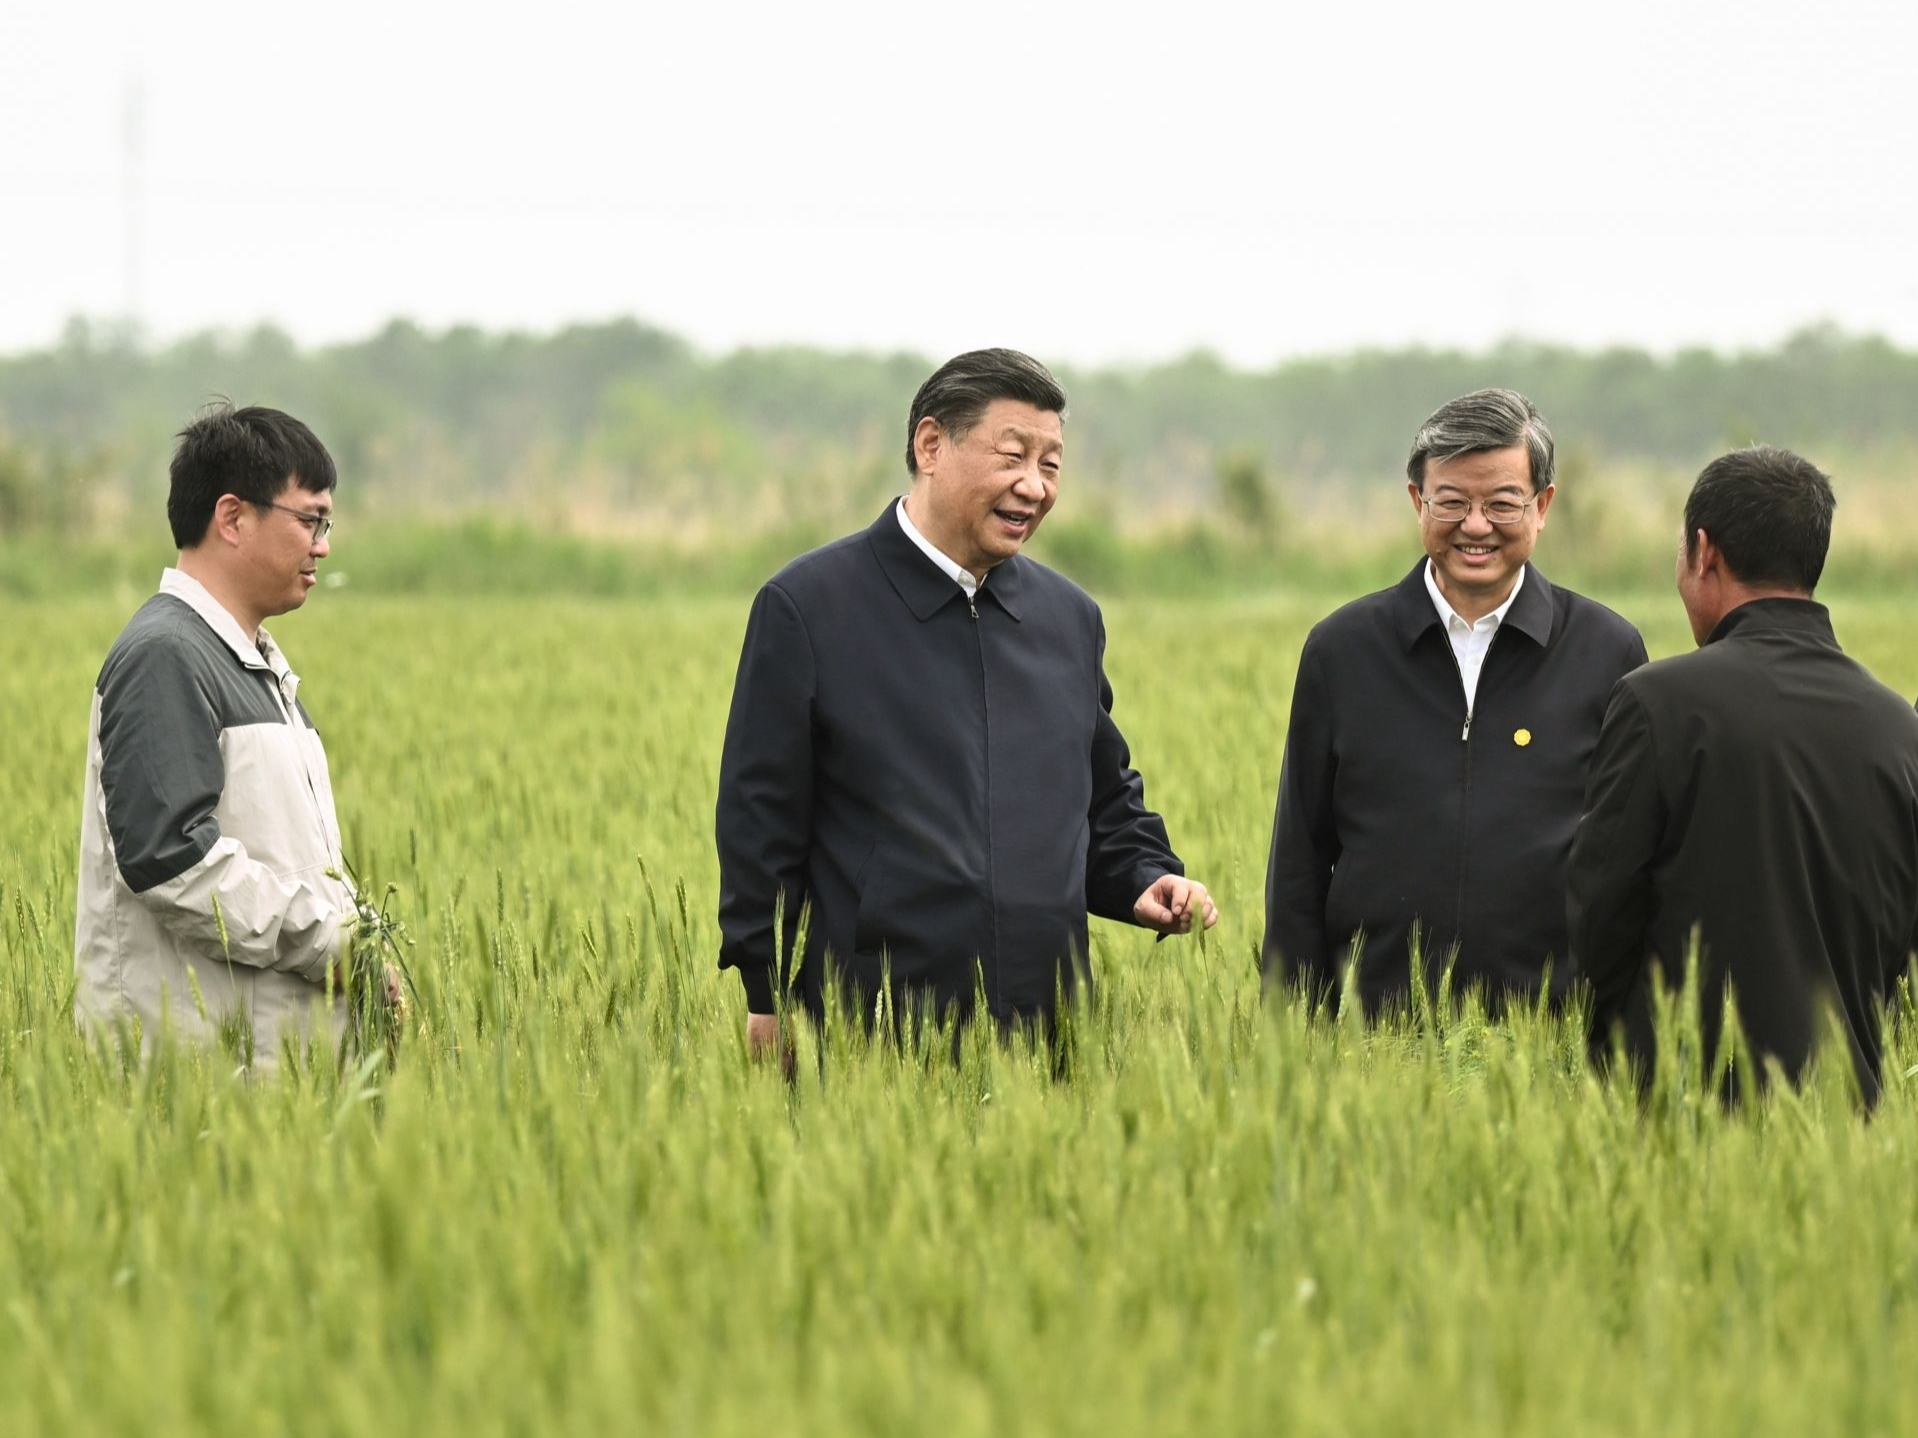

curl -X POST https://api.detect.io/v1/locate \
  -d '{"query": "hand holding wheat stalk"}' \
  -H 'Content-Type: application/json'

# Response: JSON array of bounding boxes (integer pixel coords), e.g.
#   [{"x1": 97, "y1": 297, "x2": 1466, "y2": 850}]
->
[{"x1": 328, "y1": 862, "x2": 420, "y2": 1065}]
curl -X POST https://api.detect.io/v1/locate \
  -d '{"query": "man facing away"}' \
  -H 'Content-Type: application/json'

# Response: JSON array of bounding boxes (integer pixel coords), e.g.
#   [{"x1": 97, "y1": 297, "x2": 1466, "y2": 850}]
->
[
  {"x1": 1569, "y1": 447, "x2": 1918, "y2": 1104},
  {"x1": 1263, "y1": 388, "x2": 1647, "y2": 1014},
  {"x1": 716, "y1": 348, "x2": 1217, "y2": 1054},
  {"x1": 75, "y1": 404, "x2": 391, "y2": 1070}
]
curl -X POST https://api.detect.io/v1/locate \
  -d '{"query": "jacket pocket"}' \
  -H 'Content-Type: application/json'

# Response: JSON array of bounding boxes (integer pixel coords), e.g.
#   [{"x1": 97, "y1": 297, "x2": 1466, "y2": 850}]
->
[{"x1": 850, "y1": 845, "x2": 957, "y2": 975}]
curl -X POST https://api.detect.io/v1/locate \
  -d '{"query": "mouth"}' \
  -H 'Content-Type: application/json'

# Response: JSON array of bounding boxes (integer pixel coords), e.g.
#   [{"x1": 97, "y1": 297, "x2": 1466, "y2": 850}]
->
[
  {"x1": 992, "y1": 508, "x2": 1036, "y2": 538},
  {"x1": 1453, "y1": 543, "x2": 1500, "y2": 564}
]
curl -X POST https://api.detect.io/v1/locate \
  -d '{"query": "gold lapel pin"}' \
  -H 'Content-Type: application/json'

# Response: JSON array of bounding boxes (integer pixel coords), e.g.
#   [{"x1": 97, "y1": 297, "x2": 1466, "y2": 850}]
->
[{"x1": 1514, "y1": 728, "x2": 1533, "y2": 747}]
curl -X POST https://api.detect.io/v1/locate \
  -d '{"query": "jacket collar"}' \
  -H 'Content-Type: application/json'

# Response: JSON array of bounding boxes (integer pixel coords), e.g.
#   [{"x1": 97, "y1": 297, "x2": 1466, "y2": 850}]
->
[
  {"x1": 866, "y1": 505, "x2": 1024, "y2": 621},
  {"x1": 1390, "y1": 559, "x2": 1554, "y2": 651},
  {"x1": 158, "y1": 568, "x2": 298, "y2": 694},
  {"x1": 1705, "y1": 595, "x2": 1834, "y2": 647}
]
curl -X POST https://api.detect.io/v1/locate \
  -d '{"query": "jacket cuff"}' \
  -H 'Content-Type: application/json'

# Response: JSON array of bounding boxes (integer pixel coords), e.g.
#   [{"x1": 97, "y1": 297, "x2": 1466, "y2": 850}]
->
[
  {"x1": 1133, "y1": 861, "x2": 1184, "y2": 905},
  {"x1": 737, "y1": 963, "x2": 777, "y2": 1014},
  {"x1": 309, "y1": 913, "x2": 353, "y2": 986}
]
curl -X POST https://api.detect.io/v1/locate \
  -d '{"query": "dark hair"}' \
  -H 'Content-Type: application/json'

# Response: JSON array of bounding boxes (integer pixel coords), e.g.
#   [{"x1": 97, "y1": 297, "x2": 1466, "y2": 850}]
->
[
  {"x1": 904, "y1": 349, "x2": 1067, "y2": 475},
  {"x1": 168, "y1": 402, "x2": 337, "y2": 548},
  {"x1": 1683, "y1": 446, "x2": 1835, "y2": 592},
  {"x1": 1406, "y1": 388, "x2": 1554, "y2": 493}
]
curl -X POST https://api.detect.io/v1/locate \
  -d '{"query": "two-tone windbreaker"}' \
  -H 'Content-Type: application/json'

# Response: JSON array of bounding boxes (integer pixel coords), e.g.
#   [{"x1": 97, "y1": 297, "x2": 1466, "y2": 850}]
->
[{"x1": 75, "y1": 569, "x2": 352, "y2": 1067}]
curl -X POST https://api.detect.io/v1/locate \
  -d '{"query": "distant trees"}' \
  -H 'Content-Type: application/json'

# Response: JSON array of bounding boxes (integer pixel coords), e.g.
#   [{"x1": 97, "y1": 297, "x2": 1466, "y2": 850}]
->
[
  {"x1": 1215, "y1": 449, "x2": 1281, "y2": 539},
  {"x1": 0, "y1": 428, "x2": 105, "y2": 534},
  {"x1": 1, "y1": 318, "x2": 1913, "y2": 535}
]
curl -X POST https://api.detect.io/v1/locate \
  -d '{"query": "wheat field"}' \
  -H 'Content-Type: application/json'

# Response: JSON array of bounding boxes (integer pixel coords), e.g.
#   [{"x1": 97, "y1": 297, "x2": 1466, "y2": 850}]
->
[{"x1": 5, "y1": 582, "x2": 1918, "y2": 1436}]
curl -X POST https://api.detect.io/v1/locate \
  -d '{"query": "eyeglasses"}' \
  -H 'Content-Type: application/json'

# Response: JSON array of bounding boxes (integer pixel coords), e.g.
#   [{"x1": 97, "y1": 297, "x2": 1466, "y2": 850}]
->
[
  {"x1": 259, "y1": 500, "x2": 334, "y2": 541},
  {"x1": 1421, "y1": 494, "x2": 1537, "y2": 526}
]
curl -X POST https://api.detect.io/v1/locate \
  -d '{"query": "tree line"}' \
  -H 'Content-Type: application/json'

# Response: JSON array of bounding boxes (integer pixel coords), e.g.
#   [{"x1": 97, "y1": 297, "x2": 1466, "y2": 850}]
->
[{"x1": 3, "y1": 316, "x2": 1915, "y2": 536}]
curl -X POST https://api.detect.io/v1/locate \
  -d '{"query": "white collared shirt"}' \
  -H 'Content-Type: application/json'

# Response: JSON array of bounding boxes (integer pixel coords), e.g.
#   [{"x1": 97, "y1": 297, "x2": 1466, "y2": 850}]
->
[
  {"x1": 895, "y1": 498, "x2": 979, "y2": 599},
  {"x1": 1424, "y1": 561, "x2": 1524, "y2": 712}
]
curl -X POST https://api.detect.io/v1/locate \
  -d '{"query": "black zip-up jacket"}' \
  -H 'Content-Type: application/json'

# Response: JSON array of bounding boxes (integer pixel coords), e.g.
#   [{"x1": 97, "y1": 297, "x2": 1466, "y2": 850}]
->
[
  {"x1": 1263, "y1": 561, "x2": 1646, "y2": 1012},
  {"x1": 1569, "y1": 599, "x2": 1918, "y2": 1103},
  {"x1": 715, "y1": 505, "x2": 1182, "y2": 1023}
]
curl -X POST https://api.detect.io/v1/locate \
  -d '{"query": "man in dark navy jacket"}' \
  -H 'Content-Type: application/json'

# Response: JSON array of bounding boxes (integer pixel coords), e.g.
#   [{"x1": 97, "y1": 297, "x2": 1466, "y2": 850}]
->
[
  {"x1": 717, "y1": 349, "x2": 1216, "y2": 1055},
  {"x1": 1263, "y1": 389, "x2": 1647, "y2": 1014},
  {"x1": 1570, "y1": 447, "x2": 1918, "y2": 1104}
]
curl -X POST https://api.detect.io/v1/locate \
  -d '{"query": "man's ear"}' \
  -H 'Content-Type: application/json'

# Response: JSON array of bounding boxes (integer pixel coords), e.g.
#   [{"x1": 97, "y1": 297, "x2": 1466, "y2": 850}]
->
[
  {"x1": 208, "y1": 494, "x2": 249, "y2": 549},
  {"x1": 911, "y1": 417, "x2": 945, "y2": 477},
  {"x1": 1690, "y1": 528, "x2": 1720, "y2": 577}
]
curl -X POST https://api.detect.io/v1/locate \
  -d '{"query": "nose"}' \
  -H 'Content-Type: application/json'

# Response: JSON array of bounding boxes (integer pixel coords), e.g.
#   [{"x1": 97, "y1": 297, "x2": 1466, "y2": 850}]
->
[
  {"x1": 1011, "y1": 466, "x2": 1049, "y2": 502},
  {"x1": 1457, "y1": 503, "x2": 1494, "y2": 536},
  {"x1": 311, "y1": 530, "x2": 331, "y2": 559}
]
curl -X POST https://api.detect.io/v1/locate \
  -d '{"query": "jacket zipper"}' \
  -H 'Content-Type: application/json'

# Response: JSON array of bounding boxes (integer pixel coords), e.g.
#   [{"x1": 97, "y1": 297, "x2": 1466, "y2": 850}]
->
[
  {"x1": 261, "y1": 661, "x2": 338, "y2": 865},
  {"x1": 966, "y1": 591, "x2": 999, "y2": 1013},
  {"x1": 1448, "y1": 629, "x2": 1506, "y2": 975}
]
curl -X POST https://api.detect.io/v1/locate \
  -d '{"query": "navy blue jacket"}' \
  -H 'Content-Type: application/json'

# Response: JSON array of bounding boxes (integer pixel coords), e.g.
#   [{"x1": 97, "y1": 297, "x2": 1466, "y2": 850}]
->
[
  {"x1": 716, "y1": 506, "x2": 1181, "y2": 1023},
  {"x1": 1264, "y1": 561, "x2": 1646, "y2": 1011}
]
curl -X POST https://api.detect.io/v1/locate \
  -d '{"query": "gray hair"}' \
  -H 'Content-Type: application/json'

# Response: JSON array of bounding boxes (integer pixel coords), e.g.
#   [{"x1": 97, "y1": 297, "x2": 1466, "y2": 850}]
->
[
  {"x1": 1406, "y1": 388, "x2": 1554, "y2": 493},
  {"x1": 905, "y1": 348, "x2": 1067, "y2": 476}
]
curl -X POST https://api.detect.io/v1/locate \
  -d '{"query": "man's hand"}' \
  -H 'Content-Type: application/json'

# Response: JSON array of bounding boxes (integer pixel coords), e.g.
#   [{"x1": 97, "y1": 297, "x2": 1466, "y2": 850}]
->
[
  {"x1": 328, "y1": 958, "x2": 403, "y2": 1006},
  {"x1": 747, "y1": 1011, "x2": 795, "y2": 1080},
  {"x1": 1133, "y1": 875, "x2": 1220, "y2": 935}
]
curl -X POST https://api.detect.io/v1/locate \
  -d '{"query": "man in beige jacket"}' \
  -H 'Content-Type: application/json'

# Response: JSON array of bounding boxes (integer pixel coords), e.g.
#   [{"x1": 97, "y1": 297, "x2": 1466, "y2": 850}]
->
[{"x1": 75, "y1": 403, "x2": 392, "y2": 1069}]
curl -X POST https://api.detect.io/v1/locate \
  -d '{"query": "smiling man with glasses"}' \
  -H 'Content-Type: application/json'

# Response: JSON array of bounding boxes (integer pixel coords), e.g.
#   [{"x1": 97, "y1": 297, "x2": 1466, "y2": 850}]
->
[
  {"x1": 75, "y1": 402, "x2": 394, "y2": 1072},
  {"x1": 1262, "y1": 388, "x2": 1647, "y2": 1017}
]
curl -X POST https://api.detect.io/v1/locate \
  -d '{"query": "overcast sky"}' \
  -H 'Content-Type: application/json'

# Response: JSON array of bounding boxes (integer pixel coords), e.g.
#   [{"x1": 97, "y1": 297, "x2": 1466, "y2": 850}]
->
[{"x1": 3, "y1": 0, "x2": 1914, "y2": 366}]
